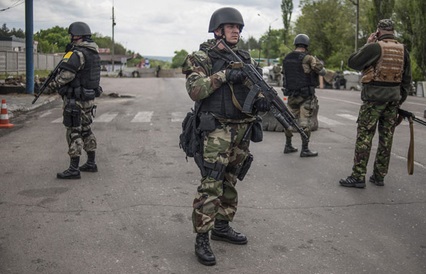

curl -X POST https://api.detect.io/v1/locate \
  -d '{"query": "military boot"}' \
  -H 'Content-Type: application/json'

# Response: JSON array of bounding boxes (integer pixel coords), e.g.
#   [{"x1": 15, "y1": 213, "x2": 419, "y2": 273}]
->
[
  {"x1": 57, "y1": 157, "x2": 81, "y2": 179},
  {"x1": 211, "y1": 219, "x2": 247, "y2": 245},
  {"x1": 369, "y1": 174, "x2": 384, "y2": 186},
  {"x1": 339, "y1": 176, "x2": 366, "y2": 188},
  {"x1": 79, "y1": 151, "x2": 98, "y2": 172},
  {"x1": 300, "y1": 140, "x2": 318, "y2": 157},
  {"x1": 195, "y1": 232, "x2": 216, "y2": 266},
  {"x1": 283, "y1": 136, "x2": 298, "y2": 154}
]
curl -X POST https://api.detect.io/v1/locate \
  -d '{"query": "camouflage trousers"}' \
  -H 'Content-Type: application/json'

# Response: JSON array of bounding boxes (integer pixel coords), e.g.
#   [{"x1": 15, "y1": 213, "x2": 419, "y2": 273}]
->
[
  {"x1": 284, "y1": 95, "x2": 318, "y2": 138},
  {"x1": 351, "y1": 101, "x2": 399, "y2": 180},
  {"x1": 63, "y1": 99, "x2": 97, "y2": 157},
  {"x1": 192, "y1": 122, "x2": 251, "y2": 233}
]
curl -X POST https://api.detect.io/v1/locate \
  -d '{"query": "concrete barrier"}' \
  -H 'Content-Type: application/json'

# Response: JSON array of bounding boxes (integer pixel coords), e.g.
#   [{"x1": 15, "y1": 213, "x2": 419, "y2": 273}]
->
[{"x1": 416, "y1": 81, "x2": 426, "y2": 97}]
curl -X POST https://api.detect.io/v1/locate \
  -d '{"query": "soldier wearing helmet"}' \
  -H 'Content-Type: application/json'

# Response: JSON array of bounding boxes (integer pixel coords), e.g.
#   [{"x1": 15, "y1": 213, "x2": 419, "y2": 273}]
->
[
  {"x1": 281, "y1": 33, "x2": 326, "y2": 157},
  {"x1": 49, "y1": 22, "x2": 101, "y2": 179},
  {"x1": 340, "y1": 19, "x2": 412, "y2": 188},
  {"x1": 182, "y1": 7, "x2": 269, "y2": 266}
]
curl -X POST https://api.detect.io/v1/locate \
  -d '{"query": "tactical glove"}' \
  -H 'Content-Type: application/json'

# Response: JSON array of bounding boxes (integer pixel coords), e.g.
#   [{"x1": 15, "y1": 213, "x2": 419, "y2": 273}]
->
[
  {"x1": 254, "y1": 97, "x2": 271, "y2": 112},
  {"x1": 48, "y1": 80, "x2": 60, "y2": 91},
  {"x1": 225, "y1": 69, "x2": 245, "y2": 84}
]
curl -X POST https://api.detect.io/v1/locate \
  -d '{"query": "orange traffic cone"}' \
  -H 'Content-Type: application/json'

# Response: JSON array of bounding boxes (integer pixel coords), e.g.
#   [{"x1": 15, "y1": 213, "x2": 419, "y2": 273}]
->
[{"x1": 0, "y1": 99, "x2": 14, "y2": 128}]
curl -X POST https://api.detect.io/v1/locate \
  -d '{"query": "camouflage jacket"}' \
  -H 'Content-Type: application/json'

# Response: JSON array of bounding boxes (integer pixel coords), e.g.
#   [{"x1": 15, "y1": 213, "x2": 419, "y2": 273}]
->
[
  {"x1": 182, "y1": 39, "x2": 259, "y2": 101},
  {"x1": 182, "y1": 39, "x2": 260, "y2": 123}
]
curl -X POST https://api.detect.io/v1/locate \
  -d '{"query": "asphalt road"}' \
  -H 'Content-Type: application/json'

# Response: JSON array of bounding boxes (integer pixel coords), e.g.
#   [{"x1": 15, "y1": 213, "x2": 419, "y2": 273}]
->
[{"x1": 0, "y1": 77, "x2": 425, "y2": 274}]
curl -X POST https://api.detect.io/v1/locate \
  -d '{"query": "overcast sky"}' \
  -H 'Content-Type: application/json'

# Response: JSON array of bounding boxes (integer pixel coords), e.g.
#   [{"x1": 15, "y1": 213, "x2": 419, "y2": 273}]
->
[{"x1": 0, "y1": 0, "x2": 301, "y2": 57}]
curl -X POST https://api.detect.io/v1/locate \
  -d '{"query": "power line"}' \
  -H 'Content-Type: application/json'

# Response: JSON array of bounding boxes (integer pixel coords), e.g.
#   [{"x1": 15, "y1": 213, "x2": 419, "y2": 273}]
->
[{"x1": 0, "y1": 0, "x2": 24, "y2": 12}]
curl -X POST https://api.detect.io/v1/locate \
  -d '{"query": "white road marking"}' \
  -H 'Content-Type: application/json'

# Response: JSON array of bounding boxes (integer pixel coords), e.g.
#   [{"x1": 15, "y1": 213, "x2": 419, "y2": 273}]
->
[
  {"x1": 318, "y1": 115, "x2": 343, "y2": 126},
  {"x1": 337, "y1": 113, "x2": 358, "y2": 121},
  {"x1": 130, "y1": 111, "x2": 153, "y2": 123},
  {"x1": 94, "y1": 112, "x2": 119, "y2": 123}
]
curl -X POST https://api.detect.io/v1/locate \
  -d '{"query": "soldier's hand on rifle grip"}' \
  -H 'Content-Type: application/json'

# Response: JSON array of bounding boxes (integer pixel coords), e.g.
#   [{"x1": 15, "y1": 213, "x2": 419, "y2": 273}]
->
[
  {"x1": 254, "y1": 97, "x2": 271, "y2": 112},
  {"x1": 48, "y1": 80, "x2": 60, "y2": 91},
  {"x1": 225, "y1": 69, "x2": 245, "y2": 84}
]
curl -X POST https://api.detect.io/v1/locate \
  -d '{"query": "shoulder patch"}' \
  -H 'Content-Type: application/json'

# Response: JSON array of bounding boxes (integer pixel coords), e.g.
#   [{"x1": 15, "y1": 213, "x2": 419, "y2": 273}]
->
[{"x1": 63, "y1": 51, "x2": 74, "y2": 61}]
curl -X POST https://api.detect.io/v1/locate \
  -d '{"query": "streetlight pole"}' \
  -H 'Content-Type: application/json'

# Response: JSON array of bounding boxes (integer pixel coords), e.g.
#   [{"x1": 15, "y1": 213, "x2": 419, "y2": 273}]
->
[{"x1": 111, "y1": 3, "x2": 116, "y2": 72}]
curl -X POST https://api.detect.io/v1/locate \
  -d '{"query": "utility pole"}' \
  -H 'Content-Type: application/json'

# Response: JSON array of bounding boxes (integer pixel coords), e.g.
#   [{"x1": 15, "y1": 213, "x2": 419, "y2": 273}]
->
[
  {"x1": 351, "y1": 0, "x2": 359, "y2": 51},
  {"x1": 258, "y1": 14, "x2": 278, "y2": 66},
  {"x1": 25, "y1": 0, "x2": 34, "y2": 94},
  {"x1": 111, "y1": 3, "x2": 116, "y2": 72}
]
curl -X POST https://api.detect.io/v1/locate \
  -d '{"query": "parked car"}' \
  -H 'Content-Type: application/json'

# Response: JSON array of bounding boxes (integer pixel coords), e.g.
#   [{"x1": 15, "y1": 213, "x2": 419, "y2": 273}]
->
[{"x1": 343, "y1": 71, "x2": 362, "y2": 91}]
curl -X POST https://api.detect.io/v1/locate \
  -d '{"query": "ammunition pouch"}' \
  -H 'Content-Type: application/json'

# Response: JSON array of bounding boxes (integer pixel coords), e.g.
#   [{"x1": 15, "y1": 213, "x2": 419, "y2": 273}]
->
[
  {"x1": 237, "y1": 153, "x2": 253, "y2": 181},
  {"x1": 81, "y1": 88, "x2": 96, "y2": 101},
  {"x1": 198, "y1": 112, "x2": 217, "y2": 133},
  {"x1": 202, "y1": 161, "x2": 226, "y2": 181},
  {"x1": 63, "y1": 100, "x2": 81, "y2": 127},
  {"x1": 250, "y1": 117, "x2": 263, "y2": 143}
]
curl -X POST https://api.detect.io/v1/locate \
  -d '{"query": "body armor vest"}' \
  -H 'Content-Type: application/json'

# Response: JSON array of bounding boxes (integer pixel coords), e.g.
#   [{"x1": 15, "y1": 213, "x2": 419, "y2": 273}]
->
[
  {"x1": 199, "y1": 48, "x2": 252, "y2": 119},
  {"x1": 361, "y1": 39, "x2": 404, "y2": 84},
  {"x1": 283, "y1": 51, "x2": 317, "y2": 90},
  {"x1": 69, "y1": 46, "x2": 101, "y2": 89}
]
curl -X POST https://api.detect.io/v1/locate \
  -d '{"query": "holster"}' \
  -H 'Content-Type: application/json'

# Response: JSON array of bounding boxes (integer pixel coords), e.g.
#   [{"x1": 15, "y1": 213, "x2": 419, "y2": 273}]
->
[{"x1": 237, "y1": 153, "x2": 253, "y2": 181}]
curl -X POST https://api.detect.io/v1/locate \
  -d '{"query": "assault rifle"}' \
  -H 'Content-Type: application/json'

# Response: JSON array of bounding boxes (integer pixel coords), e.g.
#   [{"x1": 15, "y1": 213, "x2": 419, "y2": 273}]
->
[
  {"x1": 398, "y1": 108, "x2": 426, "y2": 127},
  {"x1": 216, "y1": 39, "x2": 309, "y2": 141},
  {"x1": 32, "y1": 61, "x2": 62, "y2": 104}
]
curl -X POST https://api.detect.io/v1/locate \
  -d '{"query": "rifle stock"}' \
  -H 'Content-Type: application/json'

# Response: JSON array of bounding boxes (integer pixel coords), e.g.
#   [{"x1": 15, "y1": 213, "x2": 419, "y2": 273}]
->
[
  {"x1": 217, "y1": 40, "x2": 309, "y2": 142},
  {"x1": 32, "y1": 61, "x2": 62, "y2": 104},
  {"x1": 398, "y1": 108, "x2": 426, "y2": 127}
]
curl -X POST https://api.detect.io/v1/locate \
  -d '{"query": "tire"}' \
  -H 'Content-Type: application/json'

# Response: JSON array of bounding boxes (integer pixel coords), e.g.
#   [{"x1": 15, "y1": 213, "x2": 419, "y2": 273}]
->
[
  {"x1": 261, "y1": 105, "x2": 319, "y2": 132},
  {"x1": 132, "y1": 71, "x2": 140, "y2": 78}
]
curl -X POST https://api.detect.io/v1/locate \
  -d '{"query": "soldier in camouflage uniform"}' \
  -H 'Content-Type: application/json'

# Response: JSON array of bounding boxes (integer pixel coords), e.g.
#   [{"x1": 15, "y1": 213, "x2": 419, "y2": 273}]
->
[
  {"x1": 282, "y1": 34, "x2": 327, "y2": 157},
  {"x1": 339, "y1": 19, "x2": 412, "y2": 188},
  {"x1": 49, "y1": 22, "x2": 101, "y2": 180},
  {"x1": 182, "y1": 7, "x2": 270, "y2": 266}
]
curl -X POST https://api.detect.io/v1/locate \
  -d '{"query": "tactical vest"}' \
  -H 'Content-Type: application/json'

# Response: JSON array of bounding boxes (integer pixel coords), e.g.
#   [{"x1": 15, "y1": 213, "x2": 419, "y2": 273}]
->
[
  {"x1": 67, "y1": 46, "x2": 101, "y2": 89},
  {"x1": 283, "y1": 51, "x2": 318, "y2": 90},
  {"x1": 361, "y1": 39, "x2": 404, "y2": 84},
  {"x1": 199, "y1": 48, "x2": 252, "y2": 119}
]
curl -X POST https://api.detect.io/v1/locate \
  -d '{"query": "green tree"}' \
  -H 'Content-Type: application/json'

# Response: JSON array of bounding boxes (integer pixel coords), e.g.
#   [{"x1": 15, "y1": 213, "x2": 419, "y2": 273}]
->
[
  {"x1": 281, "y1": 0, "x2": 294, "y2": 46},
  {"x1": 0, "y1": 23, "x2": 25, "y2": 38},
  {"x1": 171, "y1": 49, "x2": 188, "y2": 68},
  {"x1": 296, "y1": 0, "x2": 354, "y2": 69},
  {"x1": 34, "y1": 26, "x2": 68, "y2": 53},
  {"x1": 396, "y1": 0, "x2": 426, "y2": 80}
]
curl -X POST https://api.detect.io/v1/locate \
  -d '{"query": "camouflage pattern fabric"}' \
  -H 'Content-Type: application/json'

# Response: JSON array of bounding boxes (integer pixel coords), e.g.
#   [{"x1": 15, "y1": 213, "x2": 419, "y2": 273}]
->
[
  {"x1": 351, "y1": 101, "x2": 399, "y2": 180},
  {"x1": 64, "y1": 99, "x2": 97, "y2": 157},
  {"x1": 192, "y1": 122, "x2": 250, "y2": 233},
  {"x1": 284, "y1": 95, "x2": 318, "y2": 138},
  {"x1": 377, "y1": 19, "x2": 394, "y2": 31}
]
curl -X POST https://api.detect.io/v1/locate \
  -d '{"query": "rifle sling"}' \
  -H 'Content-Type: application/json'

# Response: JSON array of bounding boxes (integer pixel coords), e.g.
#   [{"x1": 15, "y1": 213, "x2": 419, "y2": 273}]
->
[{"x1": 228, "y1": 84, "x2": 243, "y2": 111}]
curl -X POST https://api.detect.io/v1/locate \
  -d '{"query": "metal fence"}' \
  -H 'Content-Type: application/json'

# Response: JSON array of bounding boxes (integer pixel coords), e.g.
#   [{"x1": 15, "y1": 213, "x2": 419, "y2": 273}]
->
[{"x1": 0, "y1": 51, "x2": 62, "y2": 74}]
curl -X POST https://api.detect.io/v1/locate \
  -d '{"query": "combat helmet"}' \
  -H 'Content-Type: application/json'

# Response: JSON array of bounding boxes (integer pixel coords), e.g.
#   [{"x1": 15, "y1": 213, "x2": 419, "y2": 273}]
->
[
  {"x1": 68, "y1": 22, "x2": 92, "y2": 36},
  {"x1": 208, "y1": 7, "x2": 244, "y2": 32},
  {"x1": 294, "y1": 34, "x2": 310, "y2": 48}
]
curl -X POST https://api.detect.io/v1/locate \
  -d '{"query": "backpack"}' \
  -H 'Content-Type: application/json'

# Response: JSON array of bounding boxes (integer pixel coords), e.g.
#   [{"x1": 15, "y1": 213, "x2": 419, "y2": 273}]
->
[{"x1": 179, "y1": 103, "x2": 202, "y2": 159}]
